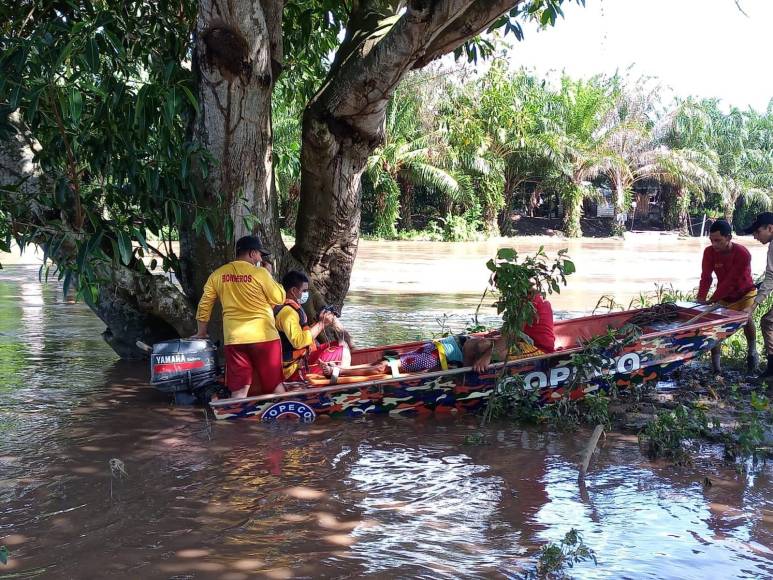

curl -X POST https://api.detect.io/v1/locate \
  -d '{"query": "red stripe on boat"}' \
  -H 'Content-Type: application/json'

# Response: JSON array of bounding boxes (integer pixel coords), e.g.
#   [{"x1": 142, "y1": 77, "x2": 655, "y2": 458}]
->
[{"x1": 154, "y1": 360, "x2": 205, "y2": 374}]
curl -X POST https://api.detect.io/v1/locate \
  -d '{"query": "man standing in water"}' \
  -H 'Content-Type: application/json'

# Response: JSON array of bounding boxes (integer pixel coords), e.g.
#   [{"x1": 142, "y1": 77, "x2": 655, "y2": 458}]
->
[
  {"x1": 697, "y1": 220, "x2": 758, "y2": 374},
  {"x1": 193, "y1": 235, "x2": 286, "y2": 398},
  {"x1": 744, "y1": 212, "x2": 773, "y2": 381}
]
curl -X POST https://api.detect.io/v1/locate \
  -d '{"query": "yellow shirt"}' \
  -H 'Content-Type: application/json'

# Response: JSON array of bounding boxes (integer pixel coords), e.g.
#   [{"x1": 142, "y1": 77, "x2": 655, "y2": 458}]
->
[
  {"x1": 275, "y1": 304, "x2": 314, "y2": 378},
  {"x1": 195, "y1": 260, "x2": 286, "y2": 345}
]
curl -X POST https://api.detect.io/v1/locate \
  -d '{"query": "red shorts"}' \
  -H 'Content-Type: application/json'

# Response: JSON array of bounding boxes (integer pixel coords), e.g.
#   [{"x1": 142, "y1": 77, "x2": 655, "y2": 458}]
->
[
  {"x1": 287, "y1": 342, "x2": 345, "y2": 381},
  {"x1": 225, "y1": 340, "x2": 284, "y2": 396}
]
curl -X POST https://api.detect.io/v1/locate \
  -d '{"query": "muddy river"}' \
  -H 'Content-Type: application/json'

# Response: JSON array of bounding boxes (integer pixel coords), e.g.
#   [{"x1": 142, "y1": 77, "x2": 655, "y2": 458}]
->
[{"x1": 0, "y1": 235, "x2": 771, "y2": 578}]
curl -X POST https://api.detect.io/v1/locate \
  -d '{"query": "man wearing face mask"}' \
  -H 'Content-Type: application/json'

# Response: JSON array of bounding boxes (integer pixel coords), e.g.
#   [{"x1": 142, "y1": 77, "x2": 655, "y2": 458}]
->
[
  {"x1": 274, "y1": 270, "x2": 340, "y2": 381},
  {"x1": 193, "y1": 235, "x2": 286, "y2": 398}
]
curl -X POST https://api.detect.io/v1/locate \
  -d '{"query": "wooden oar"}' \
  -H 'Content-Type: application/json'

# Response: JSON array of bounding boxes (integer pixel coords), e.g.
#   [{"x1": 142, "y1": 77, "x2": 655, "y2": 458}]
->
[{"x1": 679, "y1": 302, "x2": 723, "y2": 327}]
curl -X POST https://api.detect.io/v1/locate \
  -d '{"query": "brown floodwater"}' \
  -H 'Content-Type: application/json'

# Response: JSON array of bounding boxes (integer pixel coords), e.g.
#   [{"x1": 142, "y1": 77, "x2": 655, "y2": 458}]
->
[{"x1": 1, "y1": 236, "x2": 772, "y2": 579}]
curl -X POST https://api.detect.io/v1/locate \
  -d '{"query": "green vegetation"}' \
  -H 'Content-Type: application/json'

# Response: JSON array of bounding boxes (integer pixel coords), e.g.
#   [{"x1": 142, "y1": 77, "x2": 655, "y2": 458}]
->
[
  {"x1": 639, "y1": 404, "x2": 714, "y2": 461},
  {"x1": 719, "y1": 293, "x2": 773, "y2": 369},
  {"x1": 487, "y1": 246, "x2": 575, "y2": 343},
  {"x1": 724, "y1": 390, "x2": 771, "y2": 461},
  {"x1": 525, "y1": 528, "x2": 597, "y2": 579},
  {"x1": 295, "y1": 67, "x2": 773, "y2": 241}
]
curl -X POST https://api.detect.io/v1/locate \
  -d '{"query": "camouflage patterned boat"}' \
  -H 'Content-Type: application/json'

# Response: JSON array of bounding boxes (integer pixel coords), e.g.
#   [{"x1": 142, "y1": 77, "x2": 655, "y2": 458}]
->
[{"x1": 209, "y1": 303, "x2": 748, "y2": 422}]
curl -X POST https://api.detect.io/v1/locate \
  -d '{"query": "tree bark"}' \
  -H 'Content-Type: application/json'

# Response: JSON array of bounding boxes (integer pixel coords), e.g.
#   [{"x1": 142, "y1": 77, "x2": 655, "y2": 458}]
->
[
  {"x1": 292, "y1": 0, "x2": 524, "y2": 308},
  {"x1": 178, "y1": 0, "x2": 286, "y2": 312}
]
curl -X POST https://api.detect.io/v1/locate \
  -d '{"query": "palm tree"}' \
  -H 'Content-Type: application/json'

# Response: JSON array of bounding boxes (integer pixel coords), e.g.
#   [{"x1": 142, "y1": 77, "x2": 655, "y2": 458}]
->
[
  {"x1": 544, "y1": 76, "x2": 621, "y2": 237},
  {"x1": 366, "y1": 88, "x2": 467, "y2": 238},
  {"x1": 579, "y1": 80, "x2": 724, "y2": 235},
  {"x1": 712, "y1": 107, "x2": 773, "y2": 224},
  {"x1": 663, "y1": 98, "x2": 773, "y2": 227},
  {"x1": 637, "y1": 147, "x2": 722, "y2": 233}
]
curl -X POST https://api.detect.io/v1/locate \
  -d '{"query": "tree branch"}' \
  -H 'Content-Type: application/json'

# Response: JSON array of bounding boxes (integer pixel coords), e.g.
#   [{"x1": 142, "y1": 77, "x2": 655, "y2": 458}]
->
[
  {"x1": 310, "y1": 0, "x2": 522, "y2": 138},
  {"x1": 413, "y1": 0, "x2": 526, "y2": 68}
]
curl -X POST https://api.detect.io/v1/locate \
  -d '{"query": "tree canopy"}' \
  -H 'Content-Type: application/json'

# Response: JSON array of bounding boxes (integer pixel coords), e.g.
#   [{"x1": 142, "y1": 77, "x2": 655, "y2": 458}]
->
[{"x1": 0, "y1": 0, "x2": 587, "y2": 355}]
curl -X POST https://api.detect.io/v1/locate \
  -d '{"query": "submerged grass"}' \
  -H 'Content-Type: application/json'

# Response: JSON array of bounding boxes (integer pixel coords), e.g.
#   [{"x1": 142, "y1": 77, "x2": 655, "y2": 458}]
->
[{"x1": 639, "y1": 403, "x2": 715, "y2": 461}]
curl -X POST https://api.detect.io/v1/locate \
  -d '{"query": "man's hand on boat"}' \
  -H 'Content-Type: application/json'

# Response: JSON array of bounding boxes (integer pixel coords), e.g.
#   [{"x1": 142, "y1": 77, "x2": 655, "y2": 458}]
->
[{"x1": 190, "y1": 321, "x2": 209, "y2": 339}]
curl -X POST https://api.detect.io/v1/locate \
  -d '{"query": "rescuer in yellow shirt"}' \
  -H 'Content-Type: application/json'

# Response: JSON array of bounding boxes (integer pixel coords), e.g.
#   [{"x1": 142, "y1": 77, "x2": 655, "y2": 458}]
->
[
  {"x1": 193, "y1": 235, "x2": 286, "y2": 398},
  {"x1": 274, "y1": 270, "x2": 342, "y2": 380}
]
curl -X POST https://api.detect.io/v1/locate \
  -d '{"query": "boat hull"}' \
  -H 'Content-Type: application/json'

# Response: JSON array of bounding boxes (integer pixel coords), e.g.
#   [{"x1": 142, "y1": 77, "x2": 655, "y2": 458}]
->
[{"x1": 209, "y1": 304, "x2": 747, "y2": 422}]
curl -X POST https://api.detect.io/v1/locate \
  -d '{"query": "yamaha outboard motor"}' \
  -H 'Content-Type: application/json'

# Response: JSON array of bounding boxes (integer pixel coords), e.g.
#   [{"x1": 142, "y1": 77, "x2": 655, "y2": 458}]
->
[{"x1": 147, "y1": 339, "x2": 225, "y2": 404}]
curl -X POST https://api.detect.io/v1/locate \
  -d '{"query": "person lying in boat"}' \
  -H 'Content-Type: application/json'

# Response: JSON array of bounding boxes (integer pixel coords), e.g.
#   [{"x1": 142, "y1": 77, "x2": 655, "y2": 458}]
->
[
  {"x1": 320, "y1": 334, "x2": 468, "y2": 381},
  {"x1": 464, "y1": 293, "x2": 555, "y2": 373},
  {"x1": 274, "y1": 270, "x2": 353, "y2": 382}
]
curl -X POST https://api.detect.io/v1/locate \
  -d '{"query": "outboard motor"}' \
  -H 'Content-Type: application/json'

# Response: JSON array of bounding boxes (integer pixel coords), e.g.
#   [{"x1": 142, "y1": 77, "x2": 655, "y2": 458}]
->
[{"x1": 147, "y1": 338, "x2": 224, "y2": 404}]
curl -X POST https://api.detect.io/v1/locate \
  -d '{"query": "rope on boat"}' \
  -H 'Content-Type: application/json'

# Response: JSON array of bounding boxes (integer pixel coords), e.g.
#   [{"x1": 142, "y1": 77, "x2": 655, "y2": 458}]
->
[{"x1": 627, "y1": 302, "x2": 681, "y2": 326}]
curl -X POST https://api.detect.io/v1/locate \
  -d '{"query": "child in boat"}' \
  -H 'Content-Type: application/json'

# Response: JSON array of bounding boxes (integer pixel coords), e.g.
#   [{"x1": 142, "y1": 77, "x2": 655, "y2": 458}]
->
[{"x1": 320, "y1": 334, "x2": 467, "y2": 381}]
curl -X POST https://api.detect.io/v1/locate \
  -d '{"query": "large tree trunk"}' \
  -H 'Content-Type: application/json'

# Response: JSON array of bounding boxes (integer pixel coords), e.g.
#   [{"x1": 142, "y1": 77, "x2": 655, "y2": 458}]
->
[
  {"x1": 291, "y1": 0, "x2": 524, "y2": 308},
  {"x1": 178, "y1": 0, "x2": 286, "y2": 311}
]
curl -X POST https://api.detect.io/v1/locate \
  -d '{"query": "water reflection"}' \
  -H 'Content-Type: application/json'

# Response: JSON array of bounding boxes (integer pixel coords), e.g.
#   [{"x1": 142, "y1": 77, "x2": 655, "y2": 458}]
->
[{"x1": 1, "y1": 247, "x2": 772, "y2": 578}]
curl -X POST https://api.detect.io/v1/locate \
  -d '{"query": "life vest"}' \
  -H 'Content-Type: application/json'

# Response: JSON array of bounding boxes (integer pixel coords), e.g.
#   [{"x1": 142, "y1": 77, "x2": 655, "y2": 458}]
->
[{"x1": 273, "y1": 300, "x2": 317, "y2": 372}]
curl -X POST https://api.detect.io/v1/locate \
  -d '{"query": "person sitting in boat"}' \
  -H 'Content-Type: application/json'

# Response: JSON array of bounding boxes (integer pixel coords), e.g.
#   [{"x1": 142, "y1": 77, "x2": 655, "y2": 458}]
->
[
  {"x1": 320, "y1": 334, "x2": 467, "y2": 382},
  {"x1": 464, "y1": 293, "x2": 555, "y2": 373},
  {"x1": 697, "y1": 219, "x2": 758, "y2": 374},
  {"x1": 274, "y1": 270, "x2": 353, "y2": 381}
]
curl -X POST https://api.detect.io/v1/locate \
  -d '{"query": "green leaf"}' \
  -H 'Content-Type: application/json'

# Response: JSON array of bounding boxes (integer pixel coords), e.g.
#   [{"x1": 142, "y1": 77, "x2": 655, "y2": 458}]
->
[
  {"x1": 164, "y1": 88, "x2": 176, "y2": 125},
  {"x1": 116, "y1": 231, "x2": 132, "y2": 265},
  {"x1": 26, "y1": 87, "x2": 43, "y2": 123},
  {"x1": 134, "y1": 85, "x2": 147, "y2": 129},
  {"x1": 180, "y1": 85, "x2": 199, "y2": 115},
  {"x1": 563, "y1": 259, "x2": 576, "y2": 275},
  {"x1": 202, "y1": 221, "x2": 215, "y2": 248},
  {"x1": 132, "y1": 227, "x2": 148, "y2": 251},
  {"x1": 85, "y1": 38, "x2": 99, "y2": 72},
  {"x1": 224, "y1": 216, "x2": 234, "y2": 243},
  {"x1": 192, "y1": 213, "x2": 206, "y2": 233},
  {"x1": 497, "y1": 248, "x2": 517, "y2": 261},
  {"x1": 69, "y1": 88, "x2": 83, "y2": 124},
  {"x1": 8, "y1": 83, "x2": 21, "y2": 109}
]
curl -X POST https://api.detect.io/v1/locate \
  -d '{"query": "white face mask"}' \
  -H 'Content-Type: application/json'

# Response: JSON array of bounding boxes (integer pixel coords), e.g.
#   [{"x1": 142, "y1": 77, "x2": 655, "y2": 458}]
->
[{"x1": 298, "y1": 291, "x2": 309, "y2": 305}]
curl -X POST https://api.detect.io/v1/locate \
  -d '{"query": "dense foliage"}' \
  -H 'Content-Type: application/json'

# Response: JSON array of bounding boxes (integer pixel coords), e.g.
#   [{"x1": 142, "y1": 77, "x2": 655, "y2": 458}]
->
[
  {"x1": 0, "y1": 1, "x2": 202, "y2": 299},
  {"x1": 273, "y1": 66, "x2": 773, "y2": 240}
]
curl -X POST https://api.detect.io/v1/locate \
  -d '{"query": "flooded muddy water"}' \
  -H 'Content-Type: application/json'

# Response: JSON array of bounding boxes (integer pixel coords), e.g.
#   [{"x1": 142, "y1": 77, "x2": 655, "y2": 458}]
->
[
  {"x1": 1, "y1": 235, "x2": 772, "y2": 578},
  {"x1": 344, "y1": 233, "x2": 770, "y2": 343}
]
